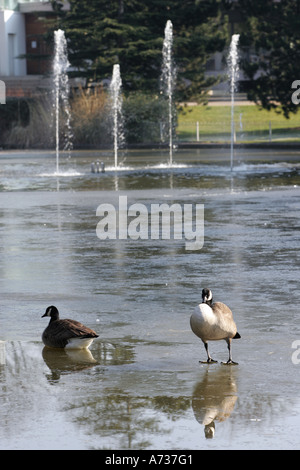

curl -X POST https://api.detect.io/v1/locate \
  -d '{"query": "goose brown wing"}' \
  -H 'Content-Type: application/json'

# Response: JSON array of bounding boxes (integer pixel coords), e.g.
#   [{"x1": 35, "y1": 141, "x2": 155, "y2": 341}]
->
[
  {"x1": 61, "y1": 319, "x2": 99, "y2": 338},
  {"x1": 212, "y1": 302, "x2": 233, "y2": 318},
  {"x1": 212, "y1": 302, "x2": 237, "y2": 337}
]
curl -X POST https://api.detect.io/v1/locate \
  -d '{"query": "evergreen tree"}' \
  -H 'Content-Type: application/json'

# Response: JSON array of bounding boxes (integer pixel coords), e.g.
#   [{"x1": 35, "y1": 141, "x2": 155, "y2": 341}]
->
[
  {"x1": 237, "y1": 0, "x2": 300, "y2": 117},
  {"x1": 51, "y1": 0, "x2": 227, "y2": 101}
]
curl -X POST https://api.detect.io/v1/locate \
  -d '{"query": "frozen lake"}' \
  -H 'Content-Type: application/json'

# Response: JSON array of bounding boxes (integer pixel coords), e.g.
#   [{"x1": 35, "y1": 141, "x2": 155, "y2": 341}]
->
[{"x1": 0, "y1": 148, "x2": 300, "y2": 449}]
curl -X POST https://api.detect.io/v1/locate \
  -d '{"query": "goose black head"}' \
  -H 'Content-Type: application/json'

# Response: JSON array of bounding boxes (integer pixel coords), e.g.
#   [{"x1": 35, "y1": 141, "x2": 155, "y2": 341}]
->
[
  {"x1": 42, "y1": 305, "x2": 59, "y2": 321},
  {"x1": 202, "y1": 288, "x2": 213, "y2": 306}
]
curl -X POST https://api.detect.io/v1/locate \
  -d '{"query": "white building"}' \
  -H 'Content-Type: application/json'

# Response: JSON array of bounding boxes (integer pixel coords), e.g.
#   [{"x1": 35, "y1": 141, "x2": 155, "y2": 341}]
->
[
  {"x1": 0, "y1": 0, "x2": 69, "y2": 78},
  {"x1": 0, "y1": 1, "x2": 26, "y2": 76}
]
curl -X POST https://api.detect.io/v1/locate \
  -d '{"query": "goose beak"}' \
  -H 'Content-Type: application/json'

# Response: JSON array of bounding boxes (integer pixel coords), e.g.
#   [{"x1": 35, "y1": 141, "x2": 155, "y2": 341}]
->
[{"x1": 42, "y1": 313, "x2": 47, "y2": 318}]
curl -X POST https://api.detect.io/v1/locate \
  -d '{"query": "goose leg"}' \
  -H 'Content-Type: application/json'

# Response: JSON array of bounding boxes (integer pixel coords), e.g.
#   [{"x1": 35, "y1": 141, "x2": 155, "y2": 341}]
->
[
  {"x1": 200, "y1": 341, "x2": 218, "y2": 364},
  {"x1": 223, "y1": 338, "x2": 238, "y2": 365}
]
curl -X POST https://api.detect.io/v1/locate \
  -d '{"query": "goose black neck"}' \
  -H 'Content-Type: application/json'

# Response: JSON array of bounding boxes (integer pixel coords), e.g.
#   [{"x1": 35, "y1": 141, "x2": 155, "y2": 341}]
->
[
  {"x1": 47, "y1": 306, "x2": 59, "y2": 322},
  {"x1": 49, "y1": 313, "x2": 59, "y2": 323}
]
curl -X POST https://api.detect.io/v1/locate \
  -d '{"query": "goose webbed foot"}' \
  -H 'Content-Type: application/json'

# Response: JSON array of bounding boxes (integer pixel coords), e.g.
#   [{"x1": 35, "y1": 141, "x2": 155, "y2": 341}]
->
[
  {"x1": 200, "y1": 358, "x2": 218, "y2": 364},
  {"x1": 222, "y1": 359, "x2": 239, "y2": 365}
]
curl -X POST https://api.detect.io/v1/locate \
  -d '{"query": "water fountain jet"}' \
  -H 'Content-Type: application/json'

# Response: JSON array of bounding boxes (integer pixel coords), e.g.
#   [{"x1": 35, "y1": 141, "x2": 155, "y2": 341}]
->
[
  {"x1": 53, "y1": 29, "x2": 72, "y2": 175},
  {"x1": 109, "y1": 64, "x2": 125, "y2": 169},
  {"x1": 227, "y1": 34, "x2": 240, "y2": 172},
  {"x1": 161, "y1": 20, "x2": 176, "y2": 167}
]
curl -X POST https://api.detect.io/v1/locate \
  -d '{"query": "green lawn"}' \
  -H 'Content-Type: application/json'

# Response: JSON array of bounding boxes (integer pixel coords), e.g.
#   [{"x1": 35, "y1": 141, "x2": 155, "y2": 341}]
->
[{"x1": 177, "y1": 104, "x2": 300, "y2": 143}]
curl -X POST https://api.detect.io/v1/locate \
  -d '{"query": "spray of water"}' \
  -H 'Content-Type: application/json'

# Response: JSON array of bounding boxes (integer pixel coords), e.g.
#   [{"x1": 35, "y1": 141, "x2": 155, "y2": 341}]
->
[
  {"x1": 53, "y1": 29, "x2": 72, "y2": 174},
  {"x1": 161, "y1": 20, "x2": 176, "y2": 167},
  {"x1": 109, "y1": 64, "x2": 125, "y2": 169},
  {"x1": 227, "y1": 34, "x2": 240, "y2": 171}
]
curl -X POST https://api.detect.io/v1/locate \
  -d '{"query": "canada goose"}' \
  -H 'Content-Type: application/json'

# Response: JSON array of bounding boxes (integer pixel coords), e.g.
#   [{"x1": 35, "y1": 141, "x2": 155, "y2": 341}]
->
[
  {"x1": 190, "y1": 288, "x2": 241, "y2": 364},
  {"x1": 42, "y1": 306, "x2": 99, "y2": 350}
]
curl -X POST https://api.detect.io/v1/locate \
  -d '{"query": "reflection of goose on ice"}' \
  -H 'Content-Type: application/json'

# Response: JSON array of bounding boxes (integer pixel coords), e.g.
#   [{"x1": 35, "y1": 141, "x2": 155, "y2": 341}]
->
[
  {"x1": 190, "y1": 288, "x2": 241, "y2": 364},
  {"x1": 41, "y1": 306, "x2": 99, "y2": 350},
  {"x1": 42, "y1": 346, "x2": 97, "y2": 381},
  {"x1": 192, "y1": 367, "x2": 238, "y2": 439}
]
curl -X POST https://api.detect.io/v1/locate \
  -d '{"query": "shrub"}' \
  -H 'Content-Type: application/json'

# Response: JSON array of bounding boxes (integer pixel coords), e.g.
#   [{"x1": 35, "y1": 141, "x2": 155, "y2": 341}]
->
[
  {"x1": 0, "y1": 89, "x2": 174, "y2": 148},
  {"x1": 70, "y1": 85, "x2": 111, "y2": 148},
  {"x1": 123, "y1": 93, "x2": 169, "y2": 144},
  {"x1": 2, "y1": 96, "x2": 54, "y2": 149}
]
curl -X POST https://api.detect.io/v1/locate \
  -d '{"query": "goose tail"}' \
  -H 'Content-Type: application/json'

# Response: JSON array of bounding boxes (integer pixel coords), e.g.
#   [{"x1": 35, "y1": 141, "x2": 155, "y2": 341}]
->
[{"x1": 233, "y1": 332, "x2": 241, "y2": 339}]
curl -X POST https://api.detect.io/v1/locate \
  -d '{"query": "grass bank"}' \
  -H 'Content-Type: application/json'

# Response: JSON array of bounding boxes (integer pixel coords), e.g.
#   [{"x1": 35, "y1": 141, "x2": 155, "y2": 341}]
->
[{"x1": 177, "y1": 104, "x2": 300, "y2": 143}]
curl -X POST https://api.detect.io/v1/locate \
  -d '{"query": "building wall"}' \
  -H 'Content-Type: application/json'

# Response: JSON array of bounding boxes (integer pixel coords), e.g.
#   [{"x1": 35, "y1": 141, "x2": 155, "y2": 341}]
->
[
  {"x1": 25, "y1": 13, "x2": 53, "y2": 74},
  {"x1": 0, "y1": 10, "x2": 26, "y2": 76},
  {"x1": 0, "y1": 2, "x2": 70, "y2": 79}
]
